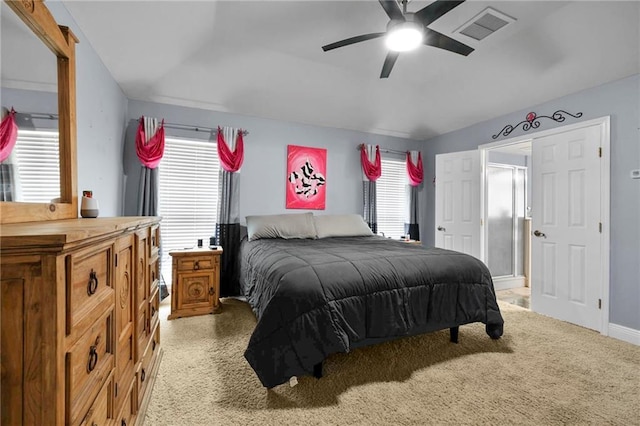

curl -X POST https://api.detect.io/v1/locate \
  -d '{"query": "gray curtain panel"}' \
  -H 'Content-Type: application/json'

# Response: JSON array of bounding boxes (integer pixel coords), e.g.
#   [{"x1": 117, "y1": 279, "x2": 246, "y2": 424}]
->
[
  {"x1": 404, "y1": 184, "x2": 420, "y2": 241},
  {"x1": 137, "y1": 166, "x2": 158, "y2": 216},
  {"x1": 216, "y1": 127, "x2": 244, "y2": 297},
  {"x1": 363, "y1": 180, "x2": 377, "y2": 234},
  {"x1": 0, "y1": 163, "x2": 15, "y2": 201}
]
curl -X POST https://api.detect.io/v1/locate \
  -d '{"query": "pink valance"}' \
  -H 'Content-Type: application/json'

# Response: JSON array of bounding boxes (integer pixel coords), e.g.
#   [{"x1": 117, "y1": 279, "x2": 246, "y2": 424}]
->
[
  {"x1": 361, "y1": 144, "x2": 381, "y2": 181},
  {"x1": 135, "y1": 116, "x2": 165, "y2": 169},
  {"x1": 406, "y1": 151, "x2": 423, "y2": 186},
  {"x1": 217, "y1": 126, "x2": 244, "y2": 173},
  {"x1": 0, "y1": 108, "x2": 18, "y2": 163}
]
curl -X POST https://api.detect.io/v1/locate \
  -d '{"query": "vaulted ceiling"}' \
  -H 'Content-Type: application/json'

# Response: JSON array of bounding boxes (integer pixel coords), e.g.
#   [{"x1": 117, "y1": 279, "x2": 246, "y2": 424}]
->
[{"x1": 62, "y1": 1, "x2": 639, "y2": 140}]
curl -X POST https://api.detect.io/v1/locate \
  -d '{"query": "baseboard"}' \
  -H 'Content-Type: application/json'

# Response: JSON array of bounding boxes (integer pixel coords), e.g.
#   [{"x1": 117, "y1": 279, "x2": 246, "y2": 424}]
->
[
  {"x1": 492, "y1": 276, "x2": 526, "y2": 291},
  {"x1": 608, "y1": 323, "x2": 640, "y2": 346}
]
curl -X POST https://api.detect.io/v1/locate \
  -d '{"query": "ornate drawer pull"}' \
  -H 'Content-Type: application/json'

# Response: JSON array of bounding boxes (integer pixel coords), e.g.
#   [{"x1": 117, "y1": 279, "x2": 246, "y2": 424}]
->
[
  {"x1": 87, "y1": 270, "x2": 99, "y2": 296},
  {"x1": 121, "y1": 419, "x2": 127, "y2": 426},
  {"x1": 209, "y1": 287, "x2": 214, "y2": 296},
  {"x1": 87, "y1": 345, "x2": 98, "y2": 373},
  {"x1": 141, "y1": 368, "x2": 146, "y2": 383},
  {"x1": 151, "y1": 305, "x2": 156, "y2": 317},
  {"x1": 152, "y1": 339, "x2": 156, "y2": 351},
  {"x1": 193, "y1": 261, "x2": 200, "y2": 270}
]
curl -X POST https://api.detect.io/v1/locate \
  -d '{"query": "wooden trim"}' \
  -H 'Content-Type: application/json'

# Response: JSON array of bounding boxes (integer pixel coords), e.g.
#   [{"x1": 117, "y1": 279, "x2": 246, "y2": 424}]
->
[
  {"x1": 134, "y1": 348, "x2": 163, "y2": 426},
  {"x1": 0, "y1": 0, "x2": 79, "y2": 224}
]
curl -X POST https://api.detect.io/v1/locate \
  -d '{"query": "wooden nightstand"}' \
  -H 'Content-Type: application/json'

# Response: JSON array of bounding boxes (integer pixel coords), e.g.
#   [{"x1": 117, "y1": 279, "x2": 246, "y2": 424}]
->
[{"x1": 168, "y1": 247, "x2": 223, "y2": 320}]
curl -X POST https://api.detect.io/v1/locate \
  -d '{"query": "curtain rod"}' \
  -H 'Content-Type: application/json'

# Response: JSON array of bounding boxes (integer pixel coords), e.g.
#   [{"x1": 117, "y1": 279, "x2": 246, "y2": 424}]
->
[
  {"x1": 162, "y1": 121, "x2": 249, "y2": 136},
  {"x1": 357, "y1": 143, "x2": 408, "y2": 156},
  {"x1": 14, "y1": 111, "x2": 59, "y2": 120}
]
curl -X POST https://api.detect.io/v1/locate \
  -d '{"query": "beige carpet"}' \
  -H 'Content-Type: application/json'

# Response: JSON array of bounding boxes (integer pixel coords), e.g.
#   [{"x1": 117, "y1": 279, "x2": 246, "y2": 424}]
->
[{"x1": 144, "y1": 298, "x2": 639, "y2": 426}]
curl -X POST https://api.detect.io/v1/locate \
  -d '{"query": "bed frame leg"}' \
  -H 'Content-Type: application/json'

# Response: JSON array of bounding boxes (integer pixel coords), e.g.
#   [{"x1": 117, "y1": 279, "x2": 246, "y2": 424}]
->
[
  {"x1": 313, "y1": 362, "x2": 323, "y2": 379},
  {"x1": 450, "y1": 326, "x2": 459, "y2": 343}
]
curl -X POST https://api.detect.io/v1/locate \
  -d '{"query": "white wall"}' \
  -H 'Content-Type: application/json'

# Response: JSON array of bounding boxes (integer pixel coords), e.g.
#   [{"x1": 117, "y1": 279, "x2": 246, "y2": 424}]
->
[
  {"x1": 47, "y1": 3, "x2": 128, "y2": 217},
  {"x1": 423, "y1": 74, "x2": 640, "y2": 331}
]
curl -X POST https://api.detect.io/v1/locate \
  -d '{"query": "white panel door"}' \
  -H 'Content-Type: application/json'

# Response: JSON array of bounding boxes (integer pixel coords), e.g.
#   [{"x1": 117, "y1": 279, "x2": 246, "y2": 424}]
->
[
  {"x1": 435, "y1": 150, "x2": 481, "y2": 260},
  {"x1": 531, "y1": 125, "x2": 602, "y2": 331}
]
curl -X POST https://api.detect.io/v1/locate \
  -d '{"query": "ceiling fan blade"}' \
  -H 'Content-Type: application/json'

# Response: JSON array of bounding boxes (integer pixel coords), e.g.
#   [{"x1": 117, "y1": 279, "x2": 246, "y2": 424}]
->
[
  {"x1": 380, "y1": 51, "x2": 400, "y2": 79},
  {"x1": 378, "y1": 0, "x2": 405, "y2": 21},
  {"x1": 322, "y1": 32, "x2": 386, "y2": 52},
  {"x1": 414, "y1": 0, "x2": 466, "y2": 26},
  {"x1": 424, "y1": 28, "x2": 474, "y2": 56}
]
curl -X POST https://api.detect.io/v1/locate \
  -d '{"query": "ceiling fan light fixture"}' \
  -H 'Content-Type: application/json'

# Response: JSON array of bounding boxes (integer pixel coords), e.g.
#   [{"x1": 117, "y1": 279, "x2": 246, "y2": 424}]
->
[{"x1": 385, "y1": 20, "x2": 423, "y2": 52}]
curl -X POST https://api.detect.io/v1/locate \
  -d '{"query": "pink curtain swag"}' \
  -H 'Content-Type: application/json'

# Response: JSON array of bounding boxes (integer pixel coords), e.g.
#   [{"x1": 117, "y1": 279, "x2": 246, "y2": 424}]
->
[
  {"x1": 406, "y1": 151, "x2": 423, "y2": 186},
  {"x1": 217, "y1": 126, "x2": 244, "y2": 172},
  {"x1": 0, "y1": 108, "x2": 19, "y2": 163},
  {"x1": 135, "y1": 116, "x2": 165, "y2": 169},
  {"x1": 360, "y1": 144, "x2": 381, "y2": 181}
]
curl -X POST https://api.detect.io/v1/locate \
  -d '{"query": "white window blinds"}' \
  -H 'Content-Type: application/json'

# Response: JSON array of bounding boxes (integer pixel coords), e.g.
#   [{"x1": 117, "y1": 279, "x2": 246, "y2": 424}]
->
[
  {"x1": 158, "y1": 137, "x2": 220, "y2": 284},
  {"x1": 377, "y1": 157, "x2": 408, "y2": 239},
  {"x1": 13, "y1": 129, "x2": 60, "y2": 202}
]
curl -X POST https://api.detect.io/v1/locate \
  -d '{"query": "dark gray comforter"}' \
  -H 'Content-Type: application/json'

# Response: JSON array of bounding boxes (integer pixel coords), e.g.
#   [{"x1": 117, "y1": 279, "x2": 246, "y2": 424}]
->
[{"x1": 240, "y1": 236, "x2": 504, "y2": 388}]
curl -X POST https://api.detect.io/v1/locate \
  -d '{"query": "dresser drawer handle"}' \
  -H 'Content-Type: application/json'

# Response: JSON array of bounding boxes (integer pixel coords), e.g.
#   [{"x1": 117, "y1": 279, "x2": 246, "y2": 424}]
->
[
  {"x1": 152, "y1": 339, "x2": 156, "y2": 351},
  {"x1": 141, "y1": 368, "x2": 146, "y2": 383},
  {"x1": 121, "y1": 419, "x2": 127, "y2": 426},
  {"x1": 193, "y1": 261, "x2": 200, "y2": 270},
  {"x1": 87, "y1": 345, "x2": 99, "y2": 373},
  {"x1": 151, "y1": 305, "x2": 156, "y2": 317},
  {"x1": 209, "y1": 287, "x2": 214, "y2": 296},
  {"x1": 87, "y1": 270, "x2": 99, "y2": 296}
]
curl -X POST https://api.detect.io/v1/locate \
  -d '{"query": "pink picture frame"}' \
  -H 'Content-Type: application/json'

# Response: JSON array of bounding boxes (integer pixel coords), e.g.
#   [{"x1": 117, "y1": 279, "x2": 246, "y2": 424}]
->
[{"x1": 286, "y1": 145, "x2": 327, "y2": 210}]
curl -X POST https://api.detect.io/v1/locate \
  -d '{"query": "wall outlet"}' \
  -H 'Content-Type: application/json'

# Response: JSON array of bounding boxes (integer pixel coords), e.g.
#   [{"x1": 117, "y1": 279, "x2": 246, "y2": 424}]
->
[{"x1": 631, "y1": 169, "x2": 640, "y2": 179}]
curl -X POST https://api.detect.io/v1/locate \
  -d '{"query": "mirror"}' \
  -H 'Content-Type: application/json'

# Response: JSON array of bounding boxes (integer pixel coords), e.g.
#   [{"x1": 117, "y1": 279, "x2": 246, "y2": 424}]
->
[
  {"x1": 0, "y1": 0, "x2": 78, "y2": 223},
  {"x1": 1, "y1": 0, "x2": 60, "y2": 203}
]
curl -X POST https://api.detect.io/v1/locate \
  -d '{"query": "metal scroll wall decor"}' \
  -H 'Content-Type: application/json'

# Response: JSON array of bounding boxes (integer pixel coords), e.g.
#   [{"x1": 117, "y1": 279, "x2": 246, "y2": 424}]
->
[{"x1": 492, "y1": 110, "x2": 583, "y2": 139}]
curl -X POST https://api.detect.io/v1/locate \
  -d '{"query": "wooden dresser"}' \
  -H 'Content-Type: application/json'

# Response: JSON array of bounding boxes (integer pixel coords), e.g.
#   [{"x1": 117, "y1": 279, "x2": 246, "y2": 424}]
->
[
  {"x1": 168, "y1": 247, "x2": 222, "y2": 320},
  {"x1": 0, "y1": 217, "x2": 162, "y2": 425}
]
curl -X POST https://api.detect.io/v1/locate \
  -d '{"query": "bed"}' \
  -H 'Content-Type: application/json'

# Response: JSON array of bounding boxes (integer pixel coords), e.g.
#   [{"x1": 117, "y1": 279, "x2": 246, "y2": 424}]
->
[{"x1": 239, "y1": 213, "x2": 504, "y2": 388}]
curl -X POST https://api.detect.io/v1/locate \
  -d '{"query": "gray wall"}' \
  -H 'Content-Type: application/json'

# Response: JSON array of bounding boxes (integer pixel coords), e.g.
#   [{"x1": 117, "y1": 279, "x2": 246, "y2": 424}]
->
[
  {"x1": 423, "y1": 74, "x2": 640, "y2": 330},
  {"x1": 123, "y1": 100, "x2": 424, "y2": 230},
  {"x1": 45, "y1": 3, "x2": 129, "y2": 217}
]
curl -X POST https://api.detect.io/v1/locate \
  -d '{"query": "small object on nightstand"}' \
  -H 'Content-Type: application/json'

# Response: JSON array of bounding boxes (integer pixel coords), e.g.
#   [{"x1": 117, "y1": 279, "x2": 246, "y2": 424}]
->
[{"x1": 168, "y1": 247, "x2": 223, "y2": 320}]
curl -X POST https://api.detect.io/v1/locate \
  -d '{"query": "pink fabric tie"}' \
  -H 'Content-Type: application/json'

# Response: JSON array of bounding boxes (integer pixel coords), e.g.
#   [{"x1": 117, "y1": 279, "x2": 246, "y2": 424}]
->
[
  {"x1": 135, "y1": 116, "x2": 165, "y2": 169},
  {"x1": 361, "y1": 145, "x2": 381, "y2": 181},
  {"x1": 217, "y1": 126, "x2": 244, "y2": 173},
  {"x1": 406, "y1": 151, "x2": 423, "y2": 186},
  {"x1": 0, "y1": 108, "x2": 18, "y2": 163}
]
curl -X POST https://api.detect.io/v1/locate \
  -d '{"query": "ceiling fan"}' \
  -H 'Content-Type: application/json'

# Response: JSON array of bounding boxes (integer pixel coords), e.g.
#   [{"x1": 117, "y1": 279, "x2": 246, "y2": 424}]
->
[{"x1": 322, "y1": 0, "x2": 473, "y2": 78}]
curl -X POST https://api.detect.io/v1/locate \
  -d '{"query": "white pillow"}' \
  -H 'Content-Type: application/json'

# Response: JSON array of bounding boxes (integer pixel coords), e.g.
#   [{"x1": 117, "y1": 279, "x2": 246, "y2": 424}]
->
[
  {"x1": 246, "y1": 213, "x2": 317, "y2": 241},
  {"x1": 313, "y1": 214, "x2": 374, "y2": 238}
]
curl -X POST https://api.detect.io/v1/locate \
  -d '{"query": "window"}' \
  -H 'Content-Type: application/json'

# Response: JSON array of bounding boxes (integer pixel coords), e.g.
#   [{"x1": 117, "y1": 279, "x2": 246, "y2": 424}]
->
[
  {"x1": 12, "y1": 129, "x2": 60, "y2": 202},
  {"x1": 158, "y1": 137, "x2": 219, "y2": 285},
  {"x1": 377, "y1": 157, "x2": 408, "y2": 239}
]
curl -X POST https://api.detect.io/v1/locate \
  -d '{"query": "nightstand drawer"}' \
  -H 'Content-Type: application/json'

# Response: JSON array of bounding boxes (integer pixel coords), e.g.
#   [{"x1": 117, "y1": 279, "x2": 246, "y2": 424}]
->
[{"x1": 177, "y1": 255, "x2": 216, "y2": 271}]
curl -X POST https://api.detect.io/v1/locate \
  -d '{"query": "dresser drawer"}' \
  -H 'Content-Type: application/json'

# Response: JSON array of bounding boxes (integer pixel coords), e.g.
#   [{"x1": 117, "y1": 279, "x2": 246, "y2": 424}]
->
[
  {"x1": 66, "y1": 242, "x2": 114, "y2": 336},
  {"x1": 149, "y1": 286, "x2": 160, "y2": 329},
  {"x1": 67, "y1": 309, "x2": 114, "y2": 425},
  {"x1": 177, "y1": 255, "x2": 217, "y2": 271},
  {"x1": 138, "y1": 323, "x2": 160, "y2": 407},
  {"x1": 114, "y1": 375, "x2": 137, "y2": 426},
  {"x1": 150, "y1": 225, "x2": 161, "y2": 258},
  {"x1": 79, "y1": 371, "x2": 113, "y2": 426},
  {"x1": 149, "y1": 256, "x2": 159, "y2": 296}
]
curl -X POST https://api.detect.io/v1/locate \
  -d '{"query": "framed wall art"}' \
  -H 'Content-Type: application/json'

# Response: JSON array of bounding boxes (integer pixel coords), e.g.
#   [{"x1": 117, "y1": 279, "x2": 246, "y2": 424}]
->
[{"x1": 286, "y1": 145, "x2": 327, "y2": 210}]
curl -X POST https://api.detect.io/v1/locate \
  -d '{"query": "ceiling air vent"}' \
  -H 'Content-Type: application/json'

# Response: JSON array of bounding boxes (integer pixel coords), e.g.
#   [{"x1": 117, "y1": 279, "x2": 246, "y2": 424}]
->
[{"x1": 456, "y1": 7, "x2": 515, "y2": 41}]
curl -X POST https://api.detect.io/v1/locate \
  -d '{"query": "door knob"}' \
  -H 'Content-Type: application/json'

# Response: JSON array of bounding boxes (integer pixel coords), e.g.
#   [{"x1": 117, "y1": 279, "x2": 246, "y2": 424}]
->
[
  {"x1": 437, "y1": 226, "x2": 446, "y2": 231},
  {"x1": 533, "y1": 230, "x2": 546, "y2": 238}
]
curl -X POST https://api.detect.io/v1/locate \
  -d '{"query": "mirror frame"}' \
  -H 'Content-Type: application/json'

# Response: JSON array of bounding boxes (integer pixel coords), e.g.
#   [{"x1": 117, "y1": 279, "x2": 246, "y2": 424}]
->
[{"x1": 1, "y1": 0, "x2": 78, "y2": 223}]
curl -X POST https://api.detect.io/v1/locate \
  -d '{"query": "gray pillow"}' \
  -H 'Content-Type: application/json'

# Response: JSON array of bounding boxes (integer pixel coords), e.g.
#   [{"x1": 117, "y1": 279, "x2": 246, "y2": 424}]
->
[
  {"x1": 246, "y1": 213, "x2": 317, "y2": 241},
  {"x1": 313, "y1": 214, "x2": 374, "y2": 238}
]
